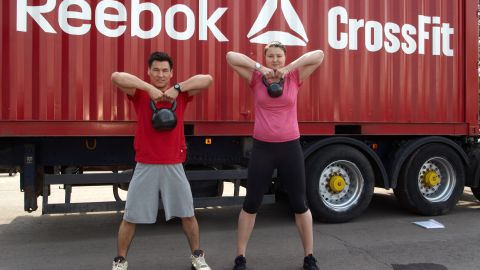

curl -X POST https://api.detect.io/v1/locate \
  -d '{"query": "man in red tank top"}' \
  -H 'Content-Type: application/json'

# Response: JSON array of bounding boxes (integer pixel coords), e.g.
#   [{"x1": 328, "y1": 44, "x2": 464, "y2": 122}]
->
[{"x1": 111, "y1": 52, "x2": 213, "y2": 270}]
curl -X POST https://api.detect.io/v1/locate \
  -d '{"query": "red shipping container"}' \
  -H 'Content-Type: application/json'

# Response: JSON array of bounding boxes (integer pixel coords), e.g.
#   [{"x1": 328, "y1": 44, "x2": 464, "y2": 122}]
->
[{"x1": 0, "y1": 0, "x2": 478, "y2": 136}]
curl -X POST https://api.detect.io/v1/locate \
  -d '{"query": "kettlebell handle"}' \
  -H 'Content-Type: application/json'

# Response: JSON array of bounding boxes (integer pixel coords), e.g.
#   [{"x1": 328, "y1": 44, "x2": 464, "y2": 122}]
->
[
  {"x1": 262, "y1": 76, "x2": 284, "y2": 88},
  {"x1": 150, "y1": 100, "x2": 177, "y2": 112}
]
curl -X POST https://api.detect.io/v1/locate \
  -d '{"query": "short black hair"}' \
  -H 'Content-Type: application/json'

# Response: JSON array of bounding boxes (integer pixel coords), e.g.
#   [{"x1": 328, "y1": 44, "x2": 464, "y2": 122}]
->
[{"x1": 148, "y1": 51, "x2": 173, "y2": 70}]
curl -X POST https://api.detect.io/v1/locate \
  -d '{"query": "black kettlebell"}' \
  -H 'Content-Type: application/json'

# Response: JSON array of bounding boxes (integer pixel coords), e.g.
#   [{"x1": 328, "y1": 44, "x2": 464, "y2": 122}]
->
[
  {"x1": 150, "y1": 100, "x2": 177, "y2": 131},
  {"x1": 262, "y1": 76, "x2": 284, "y2": 98}
]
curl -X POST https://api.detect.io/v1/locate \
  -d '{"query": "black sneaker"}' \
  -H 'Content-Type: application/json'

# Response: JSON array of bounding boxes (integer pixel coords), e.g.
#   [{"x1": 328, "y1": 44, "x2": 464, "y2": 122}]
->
[
  {"x1": 303, "y1": 254, "x2": 319, "y2": 270},
  {"x1": 233, "y1": 255, "x2": 246, "y2": 270}
]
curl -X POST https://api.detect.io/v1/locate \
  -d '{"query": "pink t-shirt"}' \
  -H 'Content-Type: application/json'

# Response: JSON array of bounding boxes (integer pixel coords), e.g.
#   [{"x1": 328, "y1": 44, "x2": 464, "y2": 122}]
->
[{"x1": 250, "y1": 69, "x2": 302, "y2": 142}]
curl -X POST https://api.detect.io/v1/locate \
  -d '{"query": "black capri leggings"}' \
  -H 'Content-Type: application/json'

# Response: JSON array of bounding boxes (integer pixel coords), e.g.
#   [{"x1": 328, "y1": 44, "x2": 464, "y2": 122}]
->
[{"x1": 243, "y1": 139, "x2": 309, "y2": 214}]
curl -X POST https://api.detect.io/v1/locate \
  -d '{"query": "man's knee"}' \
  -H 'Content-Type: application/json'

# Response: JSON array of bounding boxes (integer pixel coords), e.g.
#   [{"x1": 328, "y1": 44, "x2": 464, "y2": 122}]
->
[
  {"x1": 121, "y1": 219, "x2": 136, "y2": 229},
  {"x1": 180, "y1": 216, "x2": 196, "y2": 223}
]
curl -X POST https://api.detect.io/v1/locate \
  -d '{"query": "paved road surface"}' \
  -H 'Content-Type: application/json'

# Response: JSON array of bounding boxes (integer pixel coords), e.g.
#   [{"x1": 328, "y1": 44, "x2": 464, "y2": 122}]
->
[{"x1": 0, "y1": 173, "x2": 479, "y2": 270}]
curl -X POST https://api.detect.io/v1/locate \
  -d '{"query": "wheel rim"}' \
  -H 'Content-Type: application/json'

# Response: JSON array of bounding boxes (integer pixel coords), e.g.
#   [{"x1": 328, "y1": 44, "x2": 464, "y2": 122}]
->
[
  {"x1": 318, "y1": 160, "x2": 364, "y2": 212},
  {"x1": 417, "y1": 157, "x2": 456, "y2": 202}
]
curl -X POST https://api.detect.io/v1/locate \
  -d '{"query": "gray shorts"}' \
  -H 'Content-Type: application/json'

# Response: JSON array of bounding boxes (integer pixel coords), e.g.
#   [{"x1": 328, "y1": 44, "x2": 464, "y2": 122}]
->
[{"x1": 123, "y1": 163, "x2": 194, "y2": 223}]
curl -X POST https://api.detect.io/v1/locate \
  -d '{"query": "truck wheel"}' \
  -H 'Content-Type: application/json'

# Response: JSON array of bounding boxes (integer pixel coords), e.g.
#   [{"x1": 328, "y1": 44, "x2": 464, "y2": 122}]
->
[
  {"x1": 466, "y1": 147, "x2": 480, "y2": 202},
  {"x1": 190, "y1": 181, "x2": 224, "y2": 197},
  {"x1": 112, "y1": 169, "x2": 133, "y2": 202},
  {"x1": 393, "y1": 144, "x2": 465, "y2": 215},
  {"x1": 306, "y1": 145, "x2": 374, "y2": 223},
  {"x1": 185, "y1": 165, "x2": 224, "y2": 198},
  {"x1": 471, "y1": 187, "x2": 480, "y2": 201}
]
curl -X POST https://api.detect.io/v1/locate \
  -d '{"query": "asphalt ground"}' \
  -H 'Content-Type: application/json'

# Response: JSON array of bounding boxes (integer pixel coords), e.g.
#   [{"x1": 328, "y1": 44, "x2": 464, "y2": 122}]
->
[{"x1": 0, "y1": 173, "x2": 479, "y2": 270}]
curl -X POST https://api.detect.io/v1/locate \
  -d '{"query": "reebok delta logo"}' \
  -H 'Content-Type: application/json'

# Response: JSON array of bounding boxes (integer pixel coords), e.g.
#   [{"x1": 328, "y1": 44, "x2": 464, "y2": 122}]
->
[{"x1": 247, "y1": 0, "x2": 309, "y2": 46}]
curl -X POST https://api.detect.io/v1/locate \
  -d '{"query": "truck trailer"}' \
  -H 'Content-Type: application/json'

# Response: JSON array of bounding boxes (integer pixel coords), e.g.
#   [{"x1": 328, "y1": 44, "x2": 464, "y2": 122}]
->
[{"x1": 0, "y1": 0, "x2": 479, "y2": 223}]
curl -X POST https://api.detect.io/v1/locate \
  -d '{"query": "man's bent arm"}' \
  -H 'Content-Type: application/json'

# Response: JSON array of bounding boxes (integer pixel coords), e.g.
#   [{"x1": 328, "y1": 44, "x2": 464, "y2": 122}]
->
[
  {"x1": 111, "y1": 72, "x2": 159, "y2": 97},
  {"x1": 177, "y1": 74, "x2": 213, "y2": 96}
]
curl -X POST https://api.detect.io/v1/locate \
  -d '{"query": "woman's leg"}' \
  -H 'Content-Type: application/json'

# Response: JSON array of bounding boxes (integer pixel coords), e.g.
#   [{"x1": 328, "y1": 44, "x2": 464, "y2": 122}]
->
[
  {"x1": 237, "y1": 140, "x2": 275, "y2": 256},
  {"x1": 236, "y1": 209, "x2": 257, "y2": 256},
  {"x1": 295, "y1": 210, "x2": 314, "y2": 256},
  {"x1": 278, "y1": 140, "x2": 313, "y2": 256}
]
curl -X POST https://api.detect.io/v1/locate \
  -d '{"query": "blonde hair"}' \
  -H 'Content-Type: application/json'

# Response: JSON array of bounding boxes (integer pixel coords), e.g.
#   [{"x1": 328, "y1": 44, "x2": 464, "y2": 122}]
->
[{"x1": 264, "y1": 41, "x2": 286, "y2": 55}]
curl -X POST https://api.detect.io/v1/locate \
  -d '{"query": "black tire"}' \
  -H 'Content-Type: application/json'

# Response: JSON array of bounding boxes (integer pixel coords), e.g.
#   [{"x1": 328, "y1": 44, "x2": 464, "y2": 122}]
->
[
  {"x1": 185, "y1": 165, "x2": 224, "y2": 198},
  {"x1": 119, "y1": 169, "x2": 134, "y2": 191},
  {"x1": 471, "y1": 187, "x2": 480, "y2": 201},
  {"x1": 190, "y1": 181, "x2": 224, "y2": 197},
  {"x1": 393, "y1": 144, "x2": 465, "y2": 216},
  {"x1": 306, "y1": 145, "x2": 375, "y2": 223},
  {"x1": 466, "y1": 147, "x2": 480, "y2": 202},
  {"x1": 112, "y1": 169, "x2": 134, "y2": 202}
]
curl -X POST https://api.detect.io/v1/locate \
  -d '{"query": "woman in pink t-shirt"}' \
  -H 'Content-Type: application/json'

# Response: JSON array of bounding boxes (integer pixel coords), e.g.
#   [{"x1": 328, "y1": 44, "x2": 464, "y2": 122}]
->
[{"x1": 226, "y1": 42, "x2": 324, "y2": 270}]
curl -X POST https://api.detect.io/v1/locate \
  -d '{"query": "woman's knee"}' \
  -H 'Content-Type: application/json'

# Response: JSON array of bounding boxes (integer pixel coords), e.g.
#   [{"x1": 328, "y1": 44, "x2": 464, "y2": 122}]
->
[
  {"x1": 242, "y1": 198, "x2": 261, "y2": 214},
  {"x1": 290, "y1": 200, "x2": 309, "y2": 214}
]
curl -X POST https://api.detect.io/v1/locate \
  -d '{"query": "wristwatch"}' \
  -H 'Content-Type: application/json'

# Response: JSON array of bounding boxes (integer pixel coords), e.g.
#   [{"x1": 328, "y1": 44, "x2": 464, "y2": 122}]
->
[
  {"x1": 174, "y1": 83, "x2": 182, "y2": 93},
  {"x1": 255, "y1": 62, "x2": 262, "y2": 70}
]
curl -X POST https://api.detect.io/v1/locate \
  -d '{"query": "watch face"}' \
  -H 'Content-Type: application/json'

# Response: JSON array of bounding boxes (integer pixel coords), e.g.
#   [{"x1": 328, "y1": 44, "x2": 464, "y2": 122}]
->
[{"x1": 174, "y1": 84, "x2": 181, "y2": 91}]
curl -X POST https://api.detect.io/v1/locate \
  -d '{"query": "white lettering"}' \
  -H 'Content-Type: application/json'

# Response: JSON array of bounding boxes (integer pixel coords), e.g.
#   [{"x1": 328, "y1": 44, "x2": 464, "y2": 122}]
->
[
  {"x1": 384, "y1": 22, "x2": 400, "y2": 53},
  {"x1": 131, "y1": 0, "x2": 161, "y2": 39},
  {"x1": 418, "y1": 15, "x2": 430, "y2": 55},
  {"x1": 15, "y1": 2, "x2": 456, "y2": 56},
  {"x1": 328, "y1": 6, "x2": 348, "y2": 49},
  {"x1": 432, "y1": 17, "x2": 441, "y2": 56},
  {"x1": 328, "y1": 6, "x2": 454, "y2": 56},
  {"x1": 401, "y1": 24, "x2": 417, "y2": 54},
  {"x1": 199, "y1": 0, "x2": 228, "y2": 42},
  {"x1": 165, "y1": 5, "x2": 195, "y2": 40},
  {"x1": 365, "y1": 21, "x2": 383, "y2": 52},
  {"x1": 441, "y1": 23, "x2": 454, "y2": 56},
  {"x1": 17, "y1": 0, "x2": 56, "y2": 33},
  {"x1": 349, "y1": 19, "x2": 364, "y2": 50},
  {"x1": 95, "y1": 0, "x2": 127, "y2": 38},
  {"x1": 58, "y1": 0, "x2": 91, "y2": 36}
]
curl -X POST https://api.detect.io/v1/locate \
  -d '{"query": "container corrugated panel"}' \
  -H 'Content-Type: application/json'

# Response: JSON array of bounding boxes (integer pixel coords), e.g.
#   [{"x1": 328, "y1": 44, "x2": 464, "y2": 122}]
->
[{"x1": 0, "y1": 0, "x2": 477, "y2": 136}]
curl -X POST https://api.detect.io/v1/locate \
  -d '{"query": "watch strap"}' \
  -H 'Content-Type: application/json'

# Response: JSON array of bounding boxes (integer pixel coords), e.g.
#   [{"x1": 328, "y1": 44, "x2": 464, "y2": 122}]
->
[{"x1": 174, "y1": 83, "x2": 182, "y2": 93}]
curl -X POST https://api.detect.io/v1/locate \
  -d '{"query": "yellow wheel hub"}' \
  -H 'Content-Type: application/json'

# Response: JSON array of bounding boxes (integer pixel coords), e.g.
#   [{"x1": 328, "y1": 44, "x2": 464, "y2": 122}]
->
[
  {"x1": 423, "y1": 171, "x2": 440, "y2": 187},
  {"x1": 329, "y1": 175, "x2": 346, "y2": 193}
]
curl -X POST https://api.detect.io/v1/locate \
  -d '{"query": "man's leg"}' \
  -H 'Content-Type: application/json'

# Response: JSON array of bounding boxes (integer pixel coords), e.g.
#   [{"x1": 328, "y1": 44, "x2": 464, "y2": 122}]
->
[
  {"x1": 117, "y1": 219, "x2": 136, "y2": 258},
  {"x1": 162, "y1": 164, "x2": 199, "y2": 251},
  {"x1": 182, "y1": 216, "x2": 212, "y2": 270},
  {"x1": 161, "y1": 164, "x2": 210, "y2": 269},
  {"x1": 181, "y1": 216, "x2": 200, "y2": 252}
]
